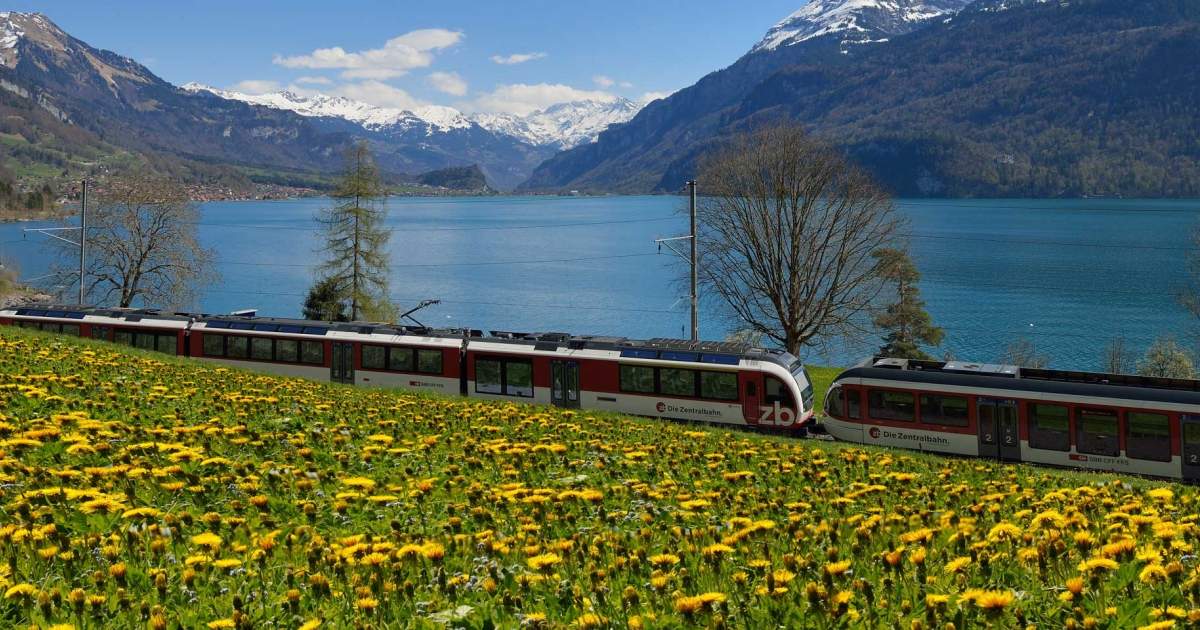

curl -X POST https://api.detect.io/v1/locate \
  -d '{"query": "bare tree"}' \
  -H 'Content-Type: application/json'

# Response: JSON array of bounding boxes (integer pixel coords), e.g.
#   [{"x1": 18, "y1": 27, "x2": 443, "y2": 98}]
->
[
  {"x1": 696, "y1": 124, "x2": 904, "y2": 354},
  {"x1": 314, "y1": 142, "x2": 393, "y2": 321},
  {"x1": 999, "y1": 337, "x2": 1049, "y2": 368},
  {"x1": 1102, "y1": 336, "x2": 1133, "y2": 374},
  {"x1": 56, "y1": 175, "x2": 215, "y2": 308}
]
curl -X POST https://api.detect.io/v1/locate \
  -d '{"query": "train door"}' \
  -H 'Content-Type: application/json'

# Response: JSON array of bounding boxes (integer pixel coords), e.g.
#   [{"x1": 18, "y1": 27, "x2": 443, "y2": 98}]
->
[
  {"x1": 742, "y1": 378, "x2": 760, "y2": 423},
  {"x1": 550, "y1": 360, "x2": 580, "y2": 408},
  {"x1": 331, "y1": 342, "x2": 355, "y2": 384},
  {"x1": 1183, "y1": 415, "x2": 1200, "y2": 483},
  {"x1": 979, "y1": 398, "x2": 1021, "y2": 461},
  {"x1": 977, "y1": 399, "x2": 999, "y2": 459}
]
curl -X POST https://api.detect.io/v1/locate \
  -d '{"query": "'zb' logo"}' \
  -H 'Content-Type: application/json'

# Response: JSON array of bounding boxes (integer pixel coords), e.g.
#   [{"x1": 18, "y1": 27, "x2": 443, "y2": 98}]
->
[
  {"x1": 868, "y1": 427, "x2": 881, "y2": 439},
  {"x1": 758, "y1": 402, "x2": 795, "y2": 427}
]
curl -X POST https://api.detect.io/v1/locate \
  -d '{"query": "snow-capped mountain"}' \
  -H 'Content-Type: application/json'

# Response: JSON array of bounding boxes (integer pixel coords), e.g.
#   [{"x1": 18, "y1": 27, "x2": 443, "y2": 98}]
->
[
  {"x1": 183, "y1": 83, "x2": 643, "y2": 150},
  {"x1": 472, "y1": 98, "x2": 644, "y2": 150},
  {"x1": 751, "y1": 0, "x2": 975, "y2": 52},
  {"x1": 182, "y1": 83, "x2": 473, "y2": 134}
]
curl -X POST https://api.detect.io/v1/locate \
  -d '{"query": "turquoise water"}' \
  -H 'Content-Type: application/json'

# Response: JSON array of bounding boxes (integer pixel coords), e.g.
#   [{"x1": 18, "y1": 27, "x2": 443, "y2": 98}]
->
[{"x1": 2, "y1": 196, "x2": 1198, "y2": 370}]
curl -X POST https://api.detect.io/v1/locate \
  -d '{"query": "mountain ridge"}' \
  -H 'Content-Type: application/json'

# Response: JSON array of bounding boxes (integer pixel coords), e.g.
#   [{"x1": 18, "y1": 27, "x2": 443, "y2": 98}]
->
[
  {"x1": 521, "y1": 0, "x2": 1200, "y2": 197},
  {"x1": 183, "y1": 83, "x2": 645, "y2": 151}
]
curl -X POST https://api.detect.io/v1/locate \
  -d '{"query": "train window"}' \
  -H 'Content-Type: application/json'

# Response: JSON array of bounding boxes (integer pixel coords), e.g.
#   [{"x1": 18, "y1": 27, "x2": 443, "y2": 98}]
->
[
  {"x1": 417, "y1": 350, "x2": 443, "y2": 374},
  {"x1": 846, "y1": 389, "x2": 861, "y2": 419},
  {"x1": 826, "y1": 385, "x2": 845, "y2": 417},
  {"x1": 276, "y1": 339, "x2": 299, "y2": 363},
  {"x1": 60, "y1": 324, "x2": 80, "y2": 336},
  {"x1": 251, "y1": 337, "x2": 274, "y2": 361},
  {"x1": 226, "y1": 336, "x2": 249, "y2": 359},
  {"x1": 505, "y1": 361, "x2": 534, "y2": 397},
  {"x1": 156, "y1": 335, "x2": 177, "y2": 355},
  {"x1": 1076, "y1": 408, "x2": 1119, "y2": 457},
  {"x1": 203, "y1": 334, "x2": 225, "y2": 357},
  {"x1": 475, "y1": 359, "x2": 503, "y2": 394},
  {"x1": 113, "y1": 330, "x2": 132, "y2": 345},
  {"x1": 868, "y1": 389, "x2": 914, "y2": 422},
  {"x1": 660, "y1": 368, "x2": 698, "y2": 397},
  {"x1": 700, "y1": 371, "x2": 739, "y2": 401},
  {"x1": 1126, "y1": 412, "x2": 1171, "y2": 462},
  {"x1": 92, "y1": 326, "x2": 112, "y2": 341},
  {"x1": 301, "y1": 341, "x2": 324, "y2": 365},
  {"x1": 1184, "y1": 420, "x2": 1200, "y2": 445},
  {"x1": 135, "y1": 334, "x2": 156, "y2": 351},
  {"x1": 41, "y1": 322, "x2": 60, "y2": 332},
  {"x1": 1028, "y1": 404, "x2": 1070, "y2": 452},
  {"x1": 19, "y1": 321, "x2": 39, "y2": 329},
  {"x1": 619, "y1": 365, "x2": 656, "y2": 393},
  {"x1": 389, "y1": 348, "x2": 415, "y2": 371},
  {"x1": 362, "y1": 345, "x2": 386, "y2": 370},
  {"x1": 766, "y1": 377, "x2": 796, "y2": 409},
  {"x1": 919, "y1": 394, "x2": 969, "y2": 427}
]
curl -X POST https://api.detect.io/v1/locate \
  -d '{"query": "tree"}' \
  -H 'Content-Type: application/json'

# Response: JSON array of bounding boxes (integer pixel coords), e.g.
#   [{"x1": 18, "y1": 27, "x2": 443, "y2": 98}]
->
[
  {"x1": 1000, "y1": 338, "x2": 1049, "y2": 368},
  {"x1": 302, "y1": 276, "x2": 350, "y2": 322},
  {"x1": 57, "y1": 174, "x2": 215, "y2": 308},
  {"x1": 313, "y1": 142, "x2": 392, "y2": 321},
  {"x1": 1102, "y1": 336, "x2": 1134, "y2": 374},
  {"x1": 1137, "y1": 337, "x2": 1196, "y2": 379},
  {"x1": 695, "y1": 124, "x2": 904, "y2": 354},
  {"x1": 872, "y1": 248, "x2": 943, "y2": 359}
]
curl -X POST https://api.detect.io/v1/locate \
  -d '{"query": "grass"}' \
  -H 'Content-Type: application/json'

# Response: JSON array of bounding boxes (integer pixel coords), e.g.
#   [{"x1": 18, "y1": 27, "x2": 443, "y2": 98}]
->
[{"x1": 0, "y1": 326, "x2": 1195, "y2": 629}]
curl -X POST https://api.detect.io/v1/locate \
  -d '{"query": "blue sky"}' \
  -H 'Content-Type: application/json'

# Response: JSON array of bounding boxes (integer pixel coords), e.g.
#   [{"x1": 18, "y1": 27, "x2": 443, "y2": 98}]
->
[{"x1": 12, "y1": 1, "x2": 804, "y2": 114}]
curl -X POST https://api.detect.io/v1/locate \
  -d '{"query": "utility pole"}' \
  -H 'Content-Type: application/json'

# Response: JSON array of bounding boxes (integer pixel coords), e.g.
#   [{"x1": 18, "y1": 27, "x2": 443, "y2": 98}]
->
[
  {"x1": 688, "y1": 180, "x2": 698, "y2": 343},
  {"x1": 78, "y1": 180, "x2": 86, "y2": 305},
  {"x1": 24, "y1": 178, "x2": 88, "y2": 305},
  {"x1": 654, "y1": 180, "x2": 700, "y2": 343}
]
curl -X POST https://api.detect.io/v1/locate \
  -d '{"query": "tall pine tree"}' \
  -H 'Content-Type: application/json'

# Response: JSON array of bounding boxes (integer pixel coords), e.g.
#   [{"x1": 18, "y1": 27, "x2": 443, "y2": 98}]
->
[
  {"x1": 872, "y1": 248, "x2": 943, "y2": 360},
  {"x1": 312, "y1": 142, "x2": 394, "y2": 321}
]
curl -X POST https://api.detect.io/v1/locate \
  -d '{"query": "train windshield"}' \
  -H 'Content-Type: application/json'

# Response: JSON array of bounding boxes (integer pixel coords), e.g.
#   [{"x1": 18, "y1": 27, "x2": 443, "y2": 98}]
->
[{"x1": 790, "y1": 363, "x2": 814, "y2": 413}]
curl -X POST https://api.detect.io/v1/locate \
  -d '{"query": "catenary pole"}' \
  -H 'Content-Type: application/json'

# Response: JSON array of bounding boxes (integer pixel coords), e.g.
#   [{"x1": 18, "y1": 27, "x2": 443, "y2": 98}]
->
[
  {"x1": 78, "y1": 180, "x2": 86, "y2": 305},
  {"x1": 688, "y1": 180, "x2": 698, "y2": 342}
]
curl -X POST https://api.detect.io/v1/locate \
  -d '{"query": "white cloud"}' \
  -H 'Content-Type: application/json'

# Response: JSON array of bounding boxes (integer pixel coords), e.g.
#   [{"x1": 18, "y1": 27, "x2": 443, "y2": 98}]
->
[
  {"x1": 469, "y1": 83, "x2": 616, "y2": 116},
  {"x1": 639, "y1": 90, "x2": 672, "y2": 104},
  {"x1": 592, "y1": 75, "x2": 614, "y2": 88},
  {"x1": 228, "y1": 79, "x2": 281, "y2": 94},
  {"x1": 294, "y1": 76, "x2": 332, "y2": 85},
  {"x1": 274, "y1": 28, "x2": 463, "y2": 80},
  {"x1": 489, "y1": 52, "x2": 546, "y2": 65},
  {"x1": 333, "y1": 80, "x2": 428, "y2": 110},
  {"x1": 428, "y1": 71, "x2": 468, "y2": 96},
  {"x1": 619, "y1": 80, "x2": 634, "y2": 89}
]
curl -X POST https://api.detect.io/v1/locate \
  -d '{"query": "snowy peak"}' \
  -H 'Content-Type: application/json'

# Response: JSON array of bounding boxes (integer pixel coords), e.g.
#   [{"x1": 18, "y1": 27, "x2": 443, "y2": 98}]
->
[
  {"x1": 0, "y1": 12, "x2": 74, "y2": 68},
  {"x1": 185, "y1": 83, "x2": 645, "y2": 149},
  {"x1": 752, "y1": 0, "x2": 974, "y2": 52},
  {"x1": 183, "y1": 83, "x2": 472, "y2": 132},
  {"x1": 474, "y1": 98, "x2": 643, "y2": 150}
]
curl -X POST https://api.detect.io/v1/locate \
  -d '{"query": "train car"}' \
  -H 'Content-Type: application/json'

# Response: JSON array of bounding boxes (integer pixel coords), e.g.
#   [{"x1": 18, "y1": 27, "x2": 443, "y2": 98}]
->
[
  {"x1": 188, "y1": 316, "x2": 463, "y2": 394},
  {"x1": 0, "y1": 305, "x2": 816, "y2": 432},
  {"x1": 462, "y1": 332, "x2": 815, "y2": 429},
  {"x1": 823, "y1": 357, "x2": 1200, "y2": 481},
  {"x1": 0, "y1": 304, "x2": 190, "y2": 355}
]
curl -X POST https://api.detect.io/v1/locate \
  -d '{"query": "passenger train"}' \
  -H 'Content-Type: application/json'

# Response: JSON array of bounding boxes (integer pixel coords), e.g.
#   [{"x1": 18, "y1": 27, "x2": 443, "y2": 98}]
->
[
  {"x1": 823, "y1": 357, "x2": 1200, "y2": 482},
  {"x1": 0, "y1": 305, "x2": 816, "y2": 431}
]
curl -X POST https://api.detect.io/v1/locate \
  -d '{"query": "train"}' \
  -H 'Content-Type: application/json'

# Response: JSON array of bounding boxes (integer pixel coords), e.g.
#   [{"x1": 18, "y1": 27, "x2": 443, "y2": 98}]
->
[
  {"x1": 0, "y1": 304, "x2": 816, "y2": 431},
  {"x1": 823, "y1": 356, "x2": 1200, "y2": 481}
]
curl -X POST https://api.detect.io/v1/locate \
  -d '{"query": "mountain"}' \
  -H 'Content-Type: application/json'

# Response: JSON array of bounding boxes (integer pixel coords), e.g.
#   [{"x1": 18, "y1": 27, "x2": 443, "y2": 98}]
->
[
  {"x1": 0, "y1": 12, "x2": 567, "y2": 191},
  {"x1": 414, "y1": 164, "x2": 490, "y2": 191},
  {"x1": 185, "y1": 84, "x2": 643, "y2": 151},
  {"x1": 522, "y1": 0, "x2": 1200, "y2": 198},
  {"x1": 471, "y1": 98, "x2": 644, "y2": 150},
  {"x1": 752, "y1": 0, "x2": 972, "y2": 52}
]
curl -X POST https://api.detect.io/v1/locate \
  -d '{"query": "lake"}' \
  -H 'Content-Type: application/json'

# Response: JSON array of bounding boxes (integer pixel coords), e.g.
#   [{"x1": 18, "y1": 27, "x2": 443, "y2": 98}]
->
[{"x1": 2, "y1": 195, "x2": 1198, "y2": 370}]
